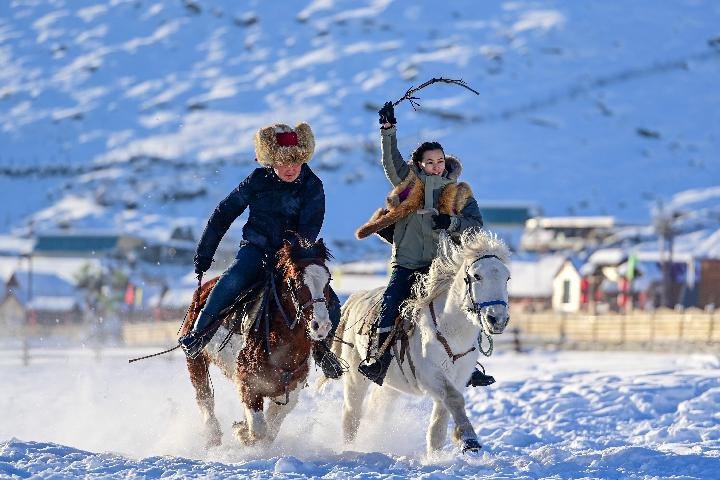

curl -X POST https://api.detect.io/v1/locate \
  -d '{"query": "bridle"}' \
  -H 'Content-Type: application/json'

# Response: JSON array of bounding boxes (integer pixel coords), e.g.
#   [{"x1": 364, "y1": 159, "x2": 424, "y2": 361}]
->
[
  {"x1": 463, "y1": 254, "x2": 508, "y2": 316},
  {"x1": 285, "y1": 262, "x2": 331, "y2": 329}
]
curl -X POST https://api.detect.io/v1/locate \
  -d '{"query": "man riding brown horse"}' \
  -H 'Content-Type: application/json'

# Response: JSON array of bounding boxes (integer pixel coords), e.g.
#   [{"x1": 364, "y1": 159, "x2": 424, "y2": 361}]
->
[{"x1": 178, "y1": 122, "x2": 343, "y2": 379}]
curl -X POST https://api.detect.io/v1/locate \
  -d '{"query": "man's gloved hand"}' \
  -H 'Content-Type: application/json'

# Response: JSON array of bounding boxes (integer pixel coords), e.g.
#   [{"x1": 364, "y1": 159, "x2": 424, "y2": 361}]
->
[
  {"x1": 378, "y1": 101, "x2": 397, "y2": 126},
  {"x1": 194, "y1": 254, "x2": 212, "y2": 275},
  {"x1": 432, "y1": 214, "x2": 452, "y2": 230}
]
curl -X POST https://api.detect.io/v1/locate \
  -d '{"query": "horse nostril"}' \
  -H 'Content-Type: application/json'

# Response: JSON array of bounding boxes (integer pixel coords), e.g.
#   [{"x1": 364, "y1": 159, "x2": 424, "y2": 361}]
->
[
  {"x1": 311, "y1": 321, "x2": 319, "y2": 331},
  {"x1": 487, "y1": 314, "x2": 497, "y2": 323}
]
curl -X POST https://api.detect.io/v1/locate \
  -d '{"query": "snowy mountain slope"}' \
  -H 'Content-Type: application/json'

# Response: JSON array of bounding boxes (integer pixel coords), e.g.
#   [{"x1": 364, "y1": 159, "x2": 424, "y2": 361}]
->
[
  {"x1": 1, "y1": 0, "x2": 719, "y2": 258},
  {"x1": 1, "y1": 349, "x2": 719, "y2": 478}
]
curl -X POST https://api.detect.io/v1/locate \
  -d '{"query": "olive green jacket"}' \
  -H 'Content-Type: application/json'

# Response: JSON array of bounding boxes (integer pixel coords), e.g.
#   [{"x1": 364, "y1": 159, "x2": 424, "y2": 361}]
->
[{"x1": 381, "y1": 126, "x2": 483, "y2": 269}]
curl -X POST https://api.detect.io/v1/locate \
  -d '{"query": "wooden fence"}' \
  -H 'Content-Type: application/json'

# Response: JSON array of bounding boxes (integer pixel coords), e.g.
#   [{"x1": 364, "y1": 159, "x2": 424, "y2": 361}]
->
[
  {"x1": 119, "y1": 310, "x2": 720, "y2": 352},
  {"x1": 122, "y1": 321, "x2": 181, "y2": 346},
  {"x1": 510, "y1": 309, "x2": 720, "y2": 351}
]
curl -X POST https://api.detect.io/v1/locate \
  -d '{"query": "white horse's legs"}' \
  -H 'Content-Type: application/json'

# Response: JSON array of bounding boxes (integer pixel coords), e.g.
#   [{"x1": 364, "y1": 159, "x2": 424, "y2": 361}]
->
[
  {"x1": 342, "y1": 370, "x2": 371, "y2": 444},
  {"x1": 440, "y1": 381, "x2": 477, "y2": 443},
  {"x1": 424, "y1": 378, "x2": 478, "y2": 452},
  {"x1": 427, "y1": 400, "x2": 450, "y2": 453},
  {"x1": 367, "y1": 385, "x2": 399, "y2": 426},
  {"x1": 265, "y1": 386, "x2": 302, "y2": 442}
]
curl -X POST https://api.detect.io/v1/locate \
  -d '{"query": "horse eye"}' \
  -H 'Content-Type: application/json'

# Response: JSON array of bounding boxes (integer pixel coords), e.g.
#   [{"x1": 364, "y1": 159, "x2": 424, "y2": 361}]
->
[{"x1": 474, "y1": 273, "x2": 481, "y2": 281}]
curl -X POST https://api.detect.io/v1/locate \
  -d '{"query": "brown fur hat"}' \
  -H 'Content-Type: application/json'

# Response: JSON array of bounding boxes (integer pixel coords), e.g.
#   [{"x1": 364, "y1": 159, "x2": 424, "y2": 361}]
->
[{"x1": 254, "y1": 122, "x2": 315, "y2": 167}]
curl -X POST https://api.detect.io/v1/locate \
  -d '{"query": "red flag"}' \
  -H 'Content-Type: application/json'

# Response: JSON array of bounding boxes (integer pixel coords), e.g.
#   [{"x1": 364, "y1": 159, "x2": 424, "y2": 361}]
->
[{"x1": 124, "y1": 284, "x2": 135, "y2": 305}]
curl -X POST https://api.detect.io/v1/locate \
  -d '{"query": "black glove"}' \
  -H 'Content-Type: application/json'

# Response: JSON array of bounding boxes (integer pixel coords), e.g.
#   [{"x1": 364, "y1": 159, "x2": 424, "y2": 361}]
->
[
  {"x1": 194, "y1": 254, "x2": 212, "y2": 275},
  {"x1": 431, "y1": 214, "x2": 452, "y2": 230},
  {"x1": 378, "y1": 101, "x2": 397, "y2": 126}
]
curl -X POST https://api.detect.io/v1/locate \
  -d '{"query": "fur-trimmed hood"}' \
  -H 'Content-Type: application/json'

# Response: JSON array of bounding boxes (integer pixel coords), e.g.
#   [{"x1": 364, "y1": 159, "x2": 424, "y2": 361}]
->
[
  {"x1": 254, "y1": 122, "x2": 315, "y2": 167},
  {"x1": 355, "y1": 155, "x2": 474, "y2": 241},
  {"x1": 440, "y1": 155, "x2": 462, "y2": 181}
]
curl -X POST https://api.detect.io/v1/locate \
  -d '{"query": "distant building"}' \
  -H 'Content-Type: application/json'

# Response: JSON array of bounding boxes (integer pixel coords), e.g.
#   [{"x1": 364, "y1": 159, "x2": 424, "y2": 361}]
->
[
  {"x1": 0, "y1": 271, "x2": 83, "y2": 327},
  {"x1": 33, "y1": 231, "x2": 143, "y2": 259},
  {"x1": 521, "y1": 216, "x2": 616, "y2": 253},
  {"x1": 478, "y1": 203, "x2": 540, "y2": 252},
  {"x1": 509, "y1": 254, "x2": 565, "y2": 312},
  {"x1": 552, "y1": 258, "x2": 583, "y2": 313}
]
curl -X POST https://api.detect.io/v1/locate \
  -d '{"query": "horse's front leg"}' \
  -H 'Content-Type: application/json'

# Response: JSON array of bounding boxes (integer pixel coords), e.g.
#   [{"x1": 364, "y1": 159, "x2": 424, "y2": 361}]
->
[
  {"x1": 427, "y1": 400, "x2": 450, "y2": 454},
  {"x1": 187, "y1": 356, "x2": 222, "y2": 448},
  {"x1": 429, "y1": 378, "x2": 480, "y2": 454},
  {"x1": 342, "y1": 368, "x2": 372, "y2": 444},
  {"x1": 264, "y1": 383, "x2": 302, "y2": 443},
  {"x1": 233, "y1": 390, "x2": 268, "y2": 446}
]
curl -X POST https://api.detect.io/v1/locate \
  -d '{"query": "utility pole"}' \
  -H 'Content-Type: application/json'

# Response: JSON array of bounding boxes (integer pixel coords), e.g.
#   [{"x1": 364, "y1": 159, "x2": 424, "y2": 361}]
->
[
  {"x1": 22, "y1": 221, "x2": 35, "y2": 366},
  {"x1": 653, "y1": 201, "x2": 676, "y2": 309}
]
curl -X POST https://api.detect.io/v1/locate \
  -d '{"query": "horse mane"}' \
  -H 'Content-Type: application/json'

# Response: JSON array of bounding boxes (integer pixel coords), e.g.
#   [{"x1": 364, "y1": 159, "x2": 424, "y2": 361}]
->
[
  {"x1": 401, "y1": 229, "x2": 510, "y2": 318},
  {"x1": 277, "y1": 234, "x2": 332, "y2": 279}
]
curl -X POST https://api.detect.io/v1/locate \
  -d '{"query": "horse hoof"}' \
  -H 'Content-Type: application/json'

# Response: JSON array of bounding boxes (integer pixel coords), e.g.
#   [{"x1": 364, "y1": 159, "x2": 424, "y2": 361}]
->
[
  {"x1": 461, "y1": 438, "x2": 482, "y2": 454},
  {"x1": 233, "y1": 420, "x2": 254, "y2": 445},
  {"x1": 205, "y1": 434, "x2": 222, "y2": 449}
]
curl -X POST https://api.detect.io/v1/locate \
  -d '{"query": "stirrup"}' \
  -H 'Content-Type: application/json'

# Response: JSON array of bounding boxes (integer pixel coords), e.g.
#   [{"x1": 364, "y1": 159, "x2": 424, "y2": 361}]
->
[
  {"x1": 312, "y1": 342, "x2": 344, "y2": 379},
  {"x1": 466, "y1": 364, "x2": 496, "y2": 387},
  {"x1": 358, "y1": 351, "x2": 392, "y2": 386},
  {"x1": 178, "y1": 331, "x2": 207, "y2": 359}
]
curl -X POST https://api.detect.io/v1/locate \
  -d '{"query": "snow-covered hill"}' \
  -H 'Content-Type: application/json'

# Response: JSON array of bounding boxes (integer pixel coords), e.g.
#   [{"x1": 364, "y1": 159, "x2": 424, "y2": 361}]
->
[
  {"x1": 1, "y1": 0, "x2": 719, "y2": 258},
  {"x1": 1, "y1": 348, "x2": 719, "y2": 478}
]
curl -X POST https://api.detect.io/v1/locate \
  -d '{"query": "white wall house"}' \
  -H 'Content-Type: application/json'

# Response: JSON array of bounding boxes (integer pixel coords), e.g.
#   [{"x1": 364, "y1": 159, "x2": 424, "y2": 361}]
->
[{"x1": 552, "y1": 259, "x2": 583, "y2": 313}]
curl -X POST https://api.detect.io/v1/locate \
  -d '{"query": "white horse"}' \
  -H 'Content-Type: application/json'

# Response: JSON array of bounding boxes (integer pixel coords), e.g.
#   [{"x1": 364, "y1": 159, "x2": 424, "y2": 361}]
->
[{"x1": 331, "y1": 229, "x2": 511, "y2": 456}]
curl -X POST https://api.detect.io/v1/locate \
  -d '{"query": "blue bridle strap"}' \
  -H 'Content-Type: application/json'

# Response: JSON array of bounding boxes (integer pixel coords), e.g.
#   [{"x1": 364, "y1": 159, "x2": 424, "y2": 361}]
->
[
  {"x1": 475, "y1": 299, "x2": 508, "y2": 309},
  {"x1": 466, "y1": 255, "x2": 508, "y2": 313}
]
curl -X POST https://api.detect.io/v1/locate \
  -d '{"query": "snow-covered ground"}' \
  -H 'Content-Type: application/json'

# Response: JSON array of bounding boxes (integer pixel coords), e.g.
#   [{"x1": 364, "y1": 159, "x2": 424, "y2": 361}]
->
[{"x1": 2, "y1": 347, "x2": 719, "y2": 479}]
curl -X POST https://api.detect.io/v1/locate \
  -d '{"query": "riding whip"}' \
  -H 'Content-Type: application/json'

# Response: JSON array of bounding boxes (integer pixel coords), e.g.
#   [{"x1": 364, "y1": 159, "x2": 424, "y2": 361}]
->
[{"x1": 392, "y1": 77, "x2": 479, "y2": 110}]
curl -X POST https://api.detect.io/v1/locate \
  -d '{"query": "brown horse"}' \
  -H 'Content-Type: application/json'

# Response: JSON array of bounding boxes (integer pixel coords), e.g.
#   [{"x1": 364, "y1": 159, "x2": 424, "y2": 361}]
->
[{"x1": 179, "y1": 238, "x2": 333, "y2": 447}]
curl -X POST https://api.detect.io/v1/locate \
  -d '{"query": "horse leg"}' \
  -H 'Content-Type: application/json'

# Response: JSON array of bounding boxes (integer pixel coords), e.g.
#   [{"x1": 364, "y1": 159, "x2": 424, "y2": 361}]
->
[
  {"x1": 342, "y1": 368, "x2": 371, "y2": 444},
  {"x1": 367, "y1": 385, "x2": 398, "y2": 426},
  {"x1": 428, "y1": 378, "x2": 479, "y2": 453},
  {"x1": 233, "y1": 392, "x2": 267, "y2": 445},
  {"x1": 264, "y1": 385, "x2": 302, "y2": 443},
  {"x1": 186, "y1": 356, "x2": 222, "y2": 447},
  {"x1": 427, "y1": 400, "x2": 450, "y2": 454}
]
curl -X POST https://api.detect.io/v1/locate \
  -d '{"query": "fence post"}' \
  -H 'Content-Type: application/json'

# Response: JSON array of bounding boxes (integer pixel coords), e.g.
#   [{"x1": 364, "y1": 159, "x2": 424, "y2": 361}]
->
[
  {"x1": 22, "y1": 334, "x2": 30, "y2": 367},
  {"x1": 513, "y1": 326, "x2": 522, "y2": 353}
]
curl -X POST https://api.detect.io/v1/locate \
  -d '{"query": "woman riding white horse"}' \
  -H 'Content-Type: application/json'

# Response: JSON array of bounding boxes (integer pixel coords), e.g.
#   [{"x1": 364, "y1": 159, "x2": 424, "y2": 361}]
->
[
  {"x1": 353, "y1": 101, "x2": 494, "y2": 387},
  {"x1": 332, "y1": 229, "x2": 511, "y2": 455}
]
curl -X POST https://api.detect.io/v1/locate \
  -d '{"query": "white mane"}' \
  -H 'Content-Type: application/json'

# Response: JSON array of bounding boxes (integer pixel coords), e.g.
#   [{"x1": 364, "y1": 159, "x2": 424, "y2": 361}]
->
[{"x1": 402, "y1": 229, "x2": 510, "y2": 318}]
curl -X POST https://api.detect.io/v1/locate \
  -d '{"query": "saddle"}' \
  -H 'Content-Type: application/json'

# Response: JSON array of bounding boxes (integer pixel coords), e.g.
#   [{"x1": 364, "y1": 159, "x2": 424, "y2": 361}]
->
[
  {"x1": 188, "y1": 277, "x2": 268, "y2": 343},
  {"x1": 356, "y1": 287, "x2": 418, "y2": 378},
  {"x1": 221, "y1": 281, "x2": 268, "y2": 336}
]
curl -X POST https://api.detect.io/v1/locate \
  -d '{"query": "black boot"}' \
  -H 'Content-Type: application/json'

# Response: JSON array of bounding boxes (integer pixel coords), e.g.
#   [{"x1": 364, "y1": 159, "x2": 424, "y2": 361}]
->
[
  {"x1": 312, "y1": 340, "x2": 344, "y2": 379},
  {"x1": 358, "y1": 331, "x2": 394, "y2": 386},
  {"x1": 178, "y1": 330, "x2": 209, "y2": 359},
  {"x1": 466, "y1": 364, "x2": 496, "y2": 387}
]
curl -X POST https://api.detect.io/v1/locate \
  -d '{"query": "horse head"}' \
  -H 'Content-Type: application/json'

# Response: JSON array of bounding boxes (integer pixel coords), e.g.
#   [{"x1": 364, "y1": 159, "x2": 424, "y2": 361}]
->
[
  {"x1": 455, "y1": 230, "x2": 511, "y2": 335},
  {"x1": 278, "y1": 235, "x2": 333, "y2": 341}
]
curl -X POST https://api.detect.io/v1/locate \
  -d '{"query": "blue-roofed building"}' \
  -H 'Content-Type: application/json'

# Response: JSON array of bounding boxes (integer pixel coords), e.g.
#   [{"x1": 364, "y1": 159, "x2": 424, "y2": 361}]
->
[
  {"x1": 478, "y1": 203, "x2": 540, "y2": 252},
  {"x1": 33, "y1": 231, "x2": 144, "y2": 258},
  {"x1": 1, "y1": 270, "x2": 83, "y2": 326}
]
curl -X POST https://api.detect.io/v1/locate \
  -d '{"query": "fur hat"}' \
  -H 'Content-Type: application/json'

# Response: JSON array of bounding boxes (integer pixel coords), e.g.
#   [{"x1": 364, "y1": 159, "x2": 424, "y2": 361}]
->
[{"x1": 254, "y1": 122, "x2": 315, "y2": 167}]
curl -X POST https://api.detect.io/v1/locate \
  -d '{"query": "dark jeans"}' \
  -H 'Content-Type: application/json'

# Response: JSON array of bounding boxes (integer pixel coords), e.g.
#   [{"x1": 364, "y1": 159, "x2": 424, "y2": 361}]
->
[
  {"x1": 193, "y1": 242, "x2": 266, "y2": 333},
  {"x1": 378, "y1": 265, "x2": 428, "y2": 333},
  {"x1": 193, "y1": 242, "x2": 341, "y2": 335}
]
